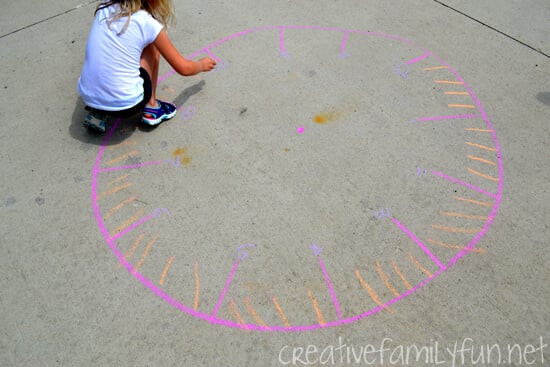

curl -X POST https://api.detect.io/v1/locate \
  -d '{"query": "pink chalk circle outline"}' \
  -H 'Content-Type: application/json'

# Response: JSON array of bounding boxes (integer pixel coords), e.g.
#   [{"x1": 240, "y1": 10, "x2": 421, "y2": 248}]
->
[{"x1": 91, "y1": 26, "x2": 504, "y2": 332}]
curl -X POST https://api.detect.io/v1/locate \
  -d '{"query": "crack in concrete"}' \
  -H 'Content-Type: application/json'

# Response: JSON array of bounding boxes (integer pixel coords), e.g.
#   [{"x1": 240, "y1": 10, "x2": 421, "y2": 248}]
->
[
  {"x1": 0, "y1": 0, "x2": 100, "y2": 40},
  {"x1": 433, "y1": 0, "x2": 549, "y2": 59}
]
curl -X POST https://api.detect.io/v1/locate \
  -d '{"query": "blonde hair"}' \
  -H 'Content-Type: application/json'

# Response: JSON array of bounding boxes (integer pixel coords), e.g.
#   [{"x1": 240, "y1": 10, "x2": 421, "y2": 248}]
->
[{"x1": 96, "y1": 0, "x2": 175, "y2": 31}]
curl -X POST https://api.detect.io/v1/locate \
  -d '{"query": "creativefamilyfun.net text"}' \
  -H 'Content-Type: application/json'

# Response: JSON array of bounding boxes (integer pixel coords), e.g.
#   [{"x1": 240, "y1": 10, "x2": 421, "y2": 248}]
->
[{"x1": 278, "y1": 336, "x2": 547, "y2": 366}]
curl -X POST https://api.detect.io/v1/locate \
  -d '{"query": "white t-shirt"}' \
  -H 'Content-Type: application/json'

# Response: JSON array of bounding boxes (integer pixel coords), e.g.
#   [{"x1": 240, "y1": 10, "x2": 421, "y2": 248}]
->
[{"x1": 78, "y1": 4, "x2": 163, "y2": 111}]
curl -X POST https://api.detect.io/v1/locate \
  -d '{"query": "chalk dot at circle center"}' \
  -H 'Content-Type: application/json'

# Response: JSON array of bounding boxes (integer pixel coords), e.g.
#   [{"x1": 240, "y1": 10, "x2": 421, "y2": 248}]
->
[{"x1": 297, "y1": 126, "x2": 305, "y2": 134}]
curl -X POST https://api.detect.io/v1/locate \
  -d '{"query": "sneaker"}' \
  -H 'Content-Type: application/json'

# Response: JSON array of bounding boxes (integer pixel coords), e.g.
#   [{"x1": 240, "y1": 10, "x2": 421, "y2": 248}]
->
[
  {"x1": 142, "y1": 99, "x2": 177, "y2": 126},
  {"x1": 83, "y1": 107, "x2": 107, "y2": 133}
]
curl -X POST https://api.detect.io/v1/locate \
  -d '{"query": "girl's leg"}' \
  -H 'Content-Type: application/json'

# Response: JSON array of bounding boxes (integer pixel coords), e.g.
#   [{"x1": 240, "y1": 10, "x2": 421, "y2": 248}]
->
[
  {"x1": 140, "y1": 43, "x2": 160, "y2": 107},
  {"x1": 139, "y1": 43, "x2": 177, "y2": 125}
]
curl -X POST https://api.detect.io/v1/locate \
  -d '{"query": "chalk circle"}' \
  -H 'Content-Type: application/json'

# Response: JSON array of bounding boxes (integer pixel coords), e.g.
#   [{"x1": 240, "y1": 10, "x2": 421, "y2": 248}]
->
[{"x1": 92, "y1": 26, "x2": 503, "y2": 332}]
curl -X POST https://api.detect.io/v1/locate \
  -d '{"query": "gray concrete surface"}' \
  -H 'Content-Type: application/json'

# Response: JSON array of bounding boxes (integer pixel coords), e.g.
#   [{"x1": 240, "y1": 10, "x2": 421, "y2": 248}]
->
[{"x1": 1, "y1": 1, "x2": 549, "y2": 366}]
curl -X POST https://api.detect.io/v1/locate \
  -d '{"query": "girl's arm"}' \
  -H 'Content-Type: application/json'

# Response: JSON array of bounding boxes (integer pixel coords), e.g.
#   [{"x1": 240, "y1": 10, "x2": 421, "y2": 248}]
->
[{"x1": 153, "y1": 29, "x2": 216, "y2": 76}]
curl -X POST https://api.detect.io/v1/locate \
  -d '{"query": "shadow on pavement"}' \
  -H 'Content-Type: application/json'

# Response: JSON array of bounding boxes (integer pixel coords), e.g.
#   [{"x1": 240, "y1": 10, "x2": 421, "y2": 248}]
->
[
  {"x1": 69, "y1": 80, "x2": 206, "y2": 146},
  {"x1": 536, "y1": 91, "x2": 550, "y2": 106}
]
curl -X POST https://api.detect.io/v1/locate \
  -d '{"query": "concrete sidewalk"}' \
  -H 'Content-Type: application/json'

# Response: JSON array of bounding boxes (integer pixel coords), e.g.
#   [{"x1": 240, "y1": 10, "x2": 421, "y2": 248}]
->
[{"x1": 1, "y1": 1, "x2": 549, "y2": 366}]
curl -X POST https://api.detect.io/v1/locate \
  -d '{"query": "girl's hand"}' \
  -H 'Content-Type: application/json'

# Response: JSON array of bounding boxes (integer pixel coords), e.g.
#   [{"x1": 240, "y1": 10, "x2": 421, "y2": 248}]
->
[
  {"x1": 153, "y1": 30, "x2": 217, "y2": 76},
  {"x1": 199, "y1": 57, "x2": 217, "y2": 72}
]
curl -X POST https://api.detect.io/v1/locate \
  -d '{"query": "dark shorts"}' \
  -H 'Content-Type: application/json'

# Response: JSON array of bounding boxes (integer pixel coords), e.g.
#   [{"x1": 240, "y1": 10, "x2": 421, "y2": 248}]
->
[{"x1": 98, "y1": 67, "x2": 152, "y2": 118}]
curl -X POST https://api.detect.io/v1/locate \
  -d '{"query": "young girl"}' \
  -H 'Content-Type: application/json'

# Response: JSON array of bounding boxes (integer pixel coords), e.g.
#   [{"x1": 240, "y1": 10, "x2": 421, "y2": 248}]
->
[{"x1": 78, "y1": 0, "x2": 216, "y2": 132}]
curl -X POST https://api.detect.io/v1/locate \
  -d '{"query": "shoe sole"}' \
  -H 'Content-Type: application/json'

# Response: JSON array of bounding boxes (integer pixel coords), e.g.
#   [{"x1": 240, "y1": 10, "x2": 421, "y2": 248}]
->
[
  {"x1": 83, "y1": 112, "x2": 106, "y2": 133},
  {"x1": 142, "y1": 108, "x2": 177, "y2": 126}
]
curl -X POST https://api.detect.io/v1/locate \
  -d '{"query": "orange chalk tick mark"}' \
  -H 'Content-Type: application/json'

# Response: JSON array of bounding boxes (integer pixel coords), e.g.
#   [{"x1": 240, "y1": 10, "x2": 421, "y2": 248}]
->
[
  {"x1": 173, "y1": 148, "x2": 186, "y2": 156},
  {"x1": 313, "y1": 110, "x2": 341, "y2": 124},
  {"x1": 180, "y1": 156, "x2": 192, "y2": 165},
  {"x1": 173, "y1": 147, "x2": 192, "y2": 166},
  {"x1": 314, "y1": 115, "x2": 328, "y2": 124}
]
